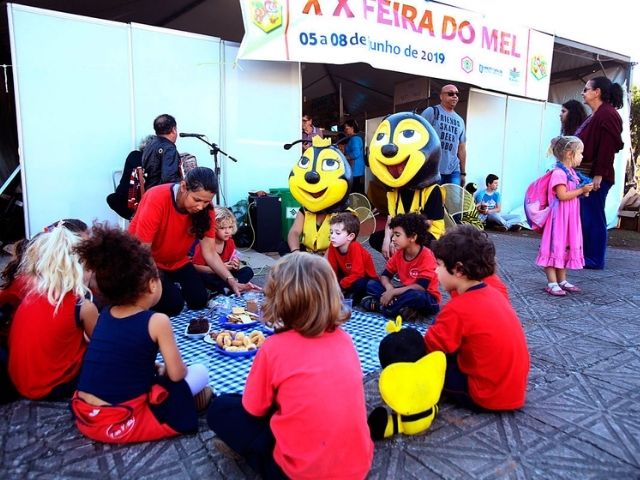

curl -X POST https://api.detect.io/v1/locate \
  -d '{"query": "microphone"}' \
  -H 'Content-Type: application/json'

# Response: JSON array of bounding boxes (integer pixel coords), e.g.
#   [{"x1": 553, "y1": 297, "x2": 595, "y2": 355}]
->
[
  {"x1": 179, "y1": 133, "x2": 205, "y2": 138},
  {"x1": 284, "y1": 139, "x2": 305, "y2": 150}
]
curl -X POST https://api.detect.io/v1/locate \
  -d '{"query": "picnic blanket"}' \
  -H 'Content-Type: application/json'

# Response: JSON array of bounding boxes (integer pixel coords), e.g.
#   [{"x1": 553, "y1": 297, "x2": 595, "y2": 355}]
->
[{"x1": 170, "y1": 295, "x2": 427, "y2": 394}]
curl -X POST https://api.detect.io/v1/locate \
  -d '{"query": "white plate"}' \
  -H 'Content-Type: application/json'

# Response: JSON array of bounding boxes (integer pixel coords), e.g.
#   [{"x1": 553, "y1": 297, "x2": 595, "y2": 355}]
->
[
  {"x1": 203, "y1": 334, "x2": 216, "y2": 345},
  {"x1": 184, "y1": 321, "x2": 210, "y2": 339}
]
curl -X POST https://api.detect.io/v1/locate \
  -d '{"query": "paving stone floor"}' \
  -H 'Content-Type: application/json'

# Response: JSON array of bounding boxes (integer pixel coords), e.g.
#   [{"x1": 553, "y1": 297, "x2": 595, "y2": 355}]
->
[{"x1": 1, "y1": 232, "x2": 639, "y2": 479}]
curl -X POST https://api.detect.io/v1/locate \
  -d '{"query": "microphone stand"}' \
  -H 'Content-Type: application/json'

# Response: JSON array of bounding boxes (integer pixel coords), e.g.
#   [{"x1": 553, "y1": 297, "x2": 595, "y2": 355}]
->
[{"x1": 187, "y1": 136, "x2": 238, "y2": 205}]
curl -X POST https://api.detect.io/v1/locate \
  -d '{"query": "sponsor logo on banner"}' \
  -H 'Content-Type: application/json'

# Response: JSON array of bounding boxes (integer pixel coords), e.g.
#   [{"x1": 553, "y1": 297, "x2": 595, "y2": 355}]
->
[
  {"x1": 461, "y1": 56, "x2": 473, "y2": 73},
  {"x1": 479, "y1": 64, "x2": 503, "y2": 76},
  {"x1": 251, "y1": 0, "x2": 283, "y2": 33},
  {"x1": 238, "y1": 0, "x2": 553, "y2": 100},
  {"x1": 530, "y1": 54, "x2": 549, "y2": 80},
  {"x1": 509, "y1": 67, "x2": 521, "y2": 83}
]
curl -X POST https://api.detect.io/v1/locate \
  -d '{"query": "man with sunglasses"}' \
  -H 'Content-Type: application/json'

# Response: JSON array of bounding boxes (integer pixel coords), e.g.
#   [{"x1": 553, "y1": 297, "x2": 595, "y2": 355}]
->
[{"x1": 421, "y1": 84, "x2": 467, "y2": 186}]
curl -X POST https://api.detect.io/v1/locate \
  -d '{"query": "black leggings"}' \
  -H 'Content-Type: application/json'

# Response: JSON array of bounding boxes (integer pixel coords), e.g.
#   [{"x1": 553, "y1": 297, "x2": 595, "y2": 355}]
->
[
  {"x1": 207, "y1": 394, "x2": 287, "y2": 479},
  {"x1": 155, "y1": 263, "x2": 208, "y2": 317}
]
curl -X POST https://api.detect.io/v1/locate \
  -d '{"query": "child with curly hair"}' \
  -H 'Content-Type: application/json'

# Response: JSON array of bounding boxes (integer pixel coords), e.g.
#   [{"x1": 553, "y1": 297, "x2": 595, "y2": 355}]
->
[
  {"x1": 8, "y1": 223, "x2": 98, "y2": 400},
  {"x1": 426, "y1": 225, "x2": 530, "y2": 411},
  {"x1": 362, "y1": 212, "x2": 440, "y2": 321},
  {"x1": 207, "y1": 253, "x2": 373, "y2": 479},
  {"x1": 71, "y1": 225, "x2": 211, "y2": 443},
  {"x1": 191, "y1": 206, "x2": 256, "y2": 295}
]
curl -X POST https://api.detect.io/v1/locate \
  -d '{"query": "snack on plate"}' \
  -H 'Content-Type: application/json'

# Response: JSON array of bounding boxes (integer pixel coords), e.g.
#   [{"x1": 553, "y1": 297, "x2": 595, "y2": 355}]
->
[
  {"x1": 209, "y1": 329, "x2": 266, "y2": 352},
  {"x1": 187, "y1": 317, "x2": 209, "y2": 334},
  {"x1": 226, "y1": 307, "x2": 258, "y2": 324}
]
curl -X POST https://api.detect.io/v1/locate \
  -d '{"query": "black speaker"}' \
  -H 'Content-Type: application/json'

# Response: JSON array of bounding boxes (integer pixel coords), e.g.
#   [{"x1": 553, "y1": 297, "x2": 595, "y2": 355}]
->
[{"x1": 248, "y1": 195, "x2": 282, "y2": 253}]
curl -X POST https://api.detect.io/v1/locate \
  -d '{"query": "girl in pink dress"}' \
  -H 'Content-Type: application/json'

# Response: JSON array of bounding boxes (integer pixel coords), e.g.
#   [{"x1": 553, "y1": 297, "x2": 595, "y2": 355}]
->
[{"x1": 536, "y1": 136, "x2": 594, "y2": 296}]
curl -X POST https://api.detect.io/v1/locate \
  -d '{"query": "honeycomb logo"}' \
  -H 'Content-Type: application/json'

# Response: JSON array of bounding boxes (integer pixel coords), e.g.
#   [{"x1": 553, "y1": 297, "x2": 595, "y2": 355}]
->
[{"x1": 461, "y1": 56, "x2": 473, "y2": 73}]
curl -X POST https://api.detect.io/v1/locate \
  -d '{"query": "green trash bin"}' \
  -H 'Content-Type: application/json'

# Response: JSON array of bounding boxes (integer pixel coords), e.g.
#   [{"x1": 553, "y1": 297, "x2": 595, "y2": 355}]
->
[{"x1": 269, "y1": 187, "x2": 301, "y2": 241}]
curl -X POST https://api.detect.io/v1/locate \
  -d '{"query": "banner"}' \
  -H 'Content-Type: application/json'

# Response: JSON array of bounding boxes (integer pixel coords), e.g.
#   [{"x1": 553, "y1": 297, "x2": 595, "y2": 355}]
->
[{"x1": 238, "y1": 0, "x2": 554, "y2": 100}]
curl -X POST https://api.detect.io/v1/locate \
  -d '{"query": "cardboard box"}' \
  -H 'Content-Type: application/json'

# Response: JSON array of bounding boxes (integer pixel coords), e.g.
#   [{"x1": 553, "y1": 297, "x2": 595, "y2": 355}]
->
[{"x1": 618, "y1": 210, "x2": 640, "y2": 232}]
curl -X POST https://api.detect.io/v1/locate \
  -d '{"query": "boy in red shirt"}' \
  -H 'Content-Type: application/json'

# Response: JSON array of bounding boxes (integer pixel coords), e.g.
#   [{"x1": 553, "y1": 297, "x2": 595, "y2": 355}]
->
[
  {"x1": 426, "y1": 225, "x2": 530, "y2": 411},
  {"x1": 361, "y1": 213, "x2": 440, "y2": 320},
  {"x1": 325, "y1": 212, "x2": 378, "y2": 304}
]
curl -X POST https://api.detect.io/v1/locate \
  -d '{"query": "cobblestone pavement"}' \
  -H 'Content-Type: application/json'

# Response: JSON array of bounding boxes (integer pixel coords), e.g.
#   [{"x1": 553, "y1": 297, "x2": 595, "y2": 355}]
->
[{"x1": 1, "y1": 233, "x2": 639, "y2": 479}]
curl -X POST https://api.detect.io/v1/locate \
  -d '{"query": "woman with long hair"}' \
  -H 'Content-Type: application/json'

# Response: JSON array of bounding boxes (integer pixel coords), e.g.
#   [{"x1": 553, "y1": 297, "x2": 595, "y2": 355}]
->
[
  {"x1": 129, "y1": 166, "x2": 258, "y2": 316},
  {"x1": 560, "y1": 100, "x2": 587, "y2": 136},
  {"x1": 575, "y1": 76, "x2": 624, "y2": 269}
]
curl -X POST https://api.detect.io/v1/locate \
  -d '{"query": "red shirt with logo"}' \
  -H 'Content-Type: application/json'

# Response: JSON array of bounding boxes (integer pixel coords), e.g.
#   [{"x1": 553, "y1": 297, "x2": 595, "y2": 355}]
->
[
  {"x1": 425, "y1": 284, "x2": 530, "y2": 410},
  {"x1": 385, "y1": 246, "x2": 441, "y2": 302},
  {"x1": 326, "y1": 241, "x2": 378, "y2": 289}
]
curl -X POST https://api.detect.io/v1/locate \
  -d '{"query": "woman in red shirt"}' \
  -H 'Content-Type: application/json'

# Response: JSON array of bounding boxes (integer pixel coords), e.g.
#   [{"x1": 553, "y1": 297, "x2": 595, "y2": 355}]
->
[{"x1": 129, "y1": 167, "x2": 257, "y2": 316}]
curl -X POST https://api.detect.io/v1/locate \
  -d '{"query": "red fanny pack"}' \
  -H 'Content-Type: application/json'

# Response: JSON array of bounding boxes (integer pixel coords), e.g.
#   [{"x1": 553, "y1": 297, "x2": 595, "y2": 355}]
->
[{"x1": 71, "y1": 385, "x2": 178, "y2": 444}]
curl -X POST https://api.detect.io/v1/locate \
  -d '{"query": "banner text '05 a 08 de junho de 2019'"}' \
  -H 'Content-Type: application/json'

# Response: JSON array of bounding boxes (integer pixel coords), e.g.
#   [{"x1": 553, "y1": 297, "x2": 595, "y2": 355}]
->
[{"x1": 238, "y1": 0, "x2": 554, "y2": 101}]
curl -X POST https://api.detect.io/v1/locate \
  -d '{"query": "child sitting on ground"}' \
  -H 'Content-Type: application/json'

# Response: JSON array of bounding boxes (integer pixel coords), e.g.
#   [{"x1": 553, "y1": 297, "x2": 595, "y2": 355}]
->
[
  {"x1": 325, "y1": 212, "x2": 378, "y2": 304},
  {"x1": 361, "y1": 213, "x2": 440, "y2": 321},
  {"x1": 192, "y1": 206, "x2": 255, "y2": 295},
  {"x1": 207, "y1": 253, "x2": 373, "y2": 479},
  {"x1": 426, "y1": 225, "x2": 530, "y2": 411},
  {"x1": 8, "y1": 223, "x2": 99, "y2": 400},
  {"x1": 71, "y1": 225, "x2": 211, "y2": 443}
]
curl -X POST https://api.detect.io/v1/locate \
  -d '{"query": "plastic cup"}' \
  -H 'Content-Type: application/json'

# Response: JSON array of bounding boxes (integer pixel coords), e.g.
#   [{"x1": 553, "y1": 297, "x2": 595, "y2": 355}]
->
[{"x1": 341, "y1": 298, "x2": 353, "y2": 317}]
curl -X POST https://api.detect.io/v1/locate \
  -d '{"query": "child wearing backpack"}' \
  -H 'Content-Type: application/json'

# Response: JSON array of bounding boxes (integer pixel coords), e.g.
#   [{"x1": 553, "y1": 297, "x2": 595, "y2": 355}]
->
[{"x1": 536, "y1": 136, "x2": 594, "y2": 296}]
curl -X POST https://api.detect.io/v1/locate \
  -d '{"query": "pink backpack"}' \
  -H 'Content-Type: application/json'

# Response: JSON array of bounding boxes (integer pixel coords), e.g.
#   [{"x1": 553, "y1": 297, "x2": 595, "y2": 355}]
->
[{"x1": 524, "y1": 171, "x2": 557, "y2": 232}]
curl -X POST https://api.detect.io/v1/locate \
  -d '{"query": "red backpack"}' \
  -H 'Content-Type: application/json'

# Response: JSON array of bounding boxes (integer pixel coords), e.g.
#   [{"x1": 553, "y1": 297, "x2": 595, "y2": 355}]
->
[{"x1": 524, "y1": 171, "x2": 556, "y2": 232}]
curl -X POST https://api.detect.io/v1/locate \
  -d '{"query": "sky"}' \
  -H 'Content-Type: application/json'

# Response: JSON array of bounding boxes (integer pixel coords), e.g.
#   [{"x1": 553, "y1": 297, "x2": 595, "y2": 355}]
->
[{"x1": 445, "y1": 0, "x2": 638, "y2": 85}]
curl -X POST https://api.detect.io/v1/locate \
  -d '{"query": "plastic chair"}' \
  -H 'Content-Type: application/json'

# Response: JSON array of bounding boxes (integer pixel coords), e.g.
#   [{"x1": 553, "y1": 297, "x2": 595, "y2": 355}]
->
[
  {"x1": 112, "y1": 170, "x2": 123, "y2": 191},
  {"x1": 349, "y1": 193, "x2": 376, "y2": 244},
  {"x1": 441, "y1": 183, "x2": 482, "y2": 230}
]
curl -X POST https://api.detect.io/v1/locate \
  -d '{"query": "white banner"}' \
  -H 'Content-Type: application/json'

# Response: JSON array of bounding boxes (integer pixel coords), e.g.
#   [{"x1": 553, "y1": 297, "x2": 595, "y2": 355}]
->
[{"x1": 238, "y1": 0, "x2": 554, "y2": 100}]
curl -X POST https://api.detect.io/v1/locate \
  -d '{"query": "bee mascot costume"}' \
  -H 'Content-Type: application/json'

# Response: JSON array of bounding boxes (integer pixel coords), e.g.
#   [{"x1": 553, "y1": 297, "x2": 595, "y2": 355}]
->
[
  {"x1": 368, "y1": 112, "x2": 445, "y2": 251},
  {"x1": 287, "y1": 136, "x2": 353, "y2": 254},
  {"x1": 367, "y1": 317, "x2": 446, "y2": 440}
]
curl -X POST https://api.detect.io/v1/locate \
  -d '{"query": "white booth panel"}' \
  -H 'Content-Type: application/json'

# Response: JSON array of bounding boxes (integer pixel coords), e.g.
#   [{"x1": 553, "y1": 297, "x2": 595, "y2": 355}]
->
[
  {"x1": 502, "y1": 97, "x2": 546, "y2": 213},
  {"x1": 130, "y1": 25, "x2": 222, "y2": 181},
  {"x1": 540, "y1": 103, "x2": 562, "y2": 171},
  {"x1": 465, "y1": 89, "x2": 507, "y2": 192},
  {"x1": 9, "y1": 5, "x2": 132, "y2": 236},
  {"x1": 222, "y1": 46, "x2": 301, "y2": 206}
]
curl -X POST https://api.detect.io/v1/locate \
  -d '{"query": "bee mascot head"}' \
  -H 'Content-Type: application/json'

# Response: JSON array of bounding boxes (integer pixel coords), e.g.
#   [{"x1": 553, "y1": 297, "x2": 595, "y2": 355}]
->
[
  {"x1": 367, "y1": 317, "x2": 446, "y2": 440},
  {"x1": 288, "y1": 137, "x2": 353, "y2": 213},
  {"x1": 369, "y1": 112, "x2": 441, "y2": 189}
]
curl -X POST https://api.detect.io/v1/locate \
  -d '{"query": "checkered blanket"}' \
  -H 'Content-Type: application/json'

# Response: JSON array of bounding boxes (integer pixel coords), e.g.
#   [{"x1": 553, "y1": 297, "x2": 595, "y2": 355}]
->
[{"x1": 171, "y1": 297, "x2": 427, "y2": 394}]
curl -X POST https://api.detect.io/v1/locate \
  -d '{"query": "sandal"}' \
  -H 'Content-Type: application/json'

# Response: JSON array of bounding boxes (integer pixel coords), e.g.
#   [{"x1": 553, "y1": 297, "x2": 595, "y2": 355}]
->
[
  {"x1": 361, "y1": 296, "x2": 381, "y2": 312},
  {"x1": 544, "y1": 285, "x2": 567, "y2": 297},
  {"x1": 559, "y1": 282, "x2": 581, "y2": 293}
]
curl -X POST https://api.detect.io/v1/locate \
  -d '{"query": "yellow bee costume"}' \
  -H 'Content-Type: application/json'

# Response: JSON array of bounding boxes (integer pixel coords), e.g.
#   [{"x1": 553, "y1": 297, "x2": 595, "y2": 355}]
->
[
  {"x1": 369, "y1": 112, "x2": 445, "y2": 240},
  {"x1": 367, "y1": 317, "x2": 446, "y2": 440},
  {"x1": 288, "y1": 137, "x2": 353, "y2": 253}
]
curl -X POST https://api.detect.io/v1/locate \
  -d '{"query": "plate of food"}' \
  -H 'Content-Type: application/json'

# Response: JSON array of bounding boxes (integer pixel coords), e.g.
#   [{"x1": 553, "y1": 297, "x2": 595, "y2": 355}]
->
[
  {"x1": 204, "y1": 330, "x2": 267, "y2": 357},
  {"x1": 219, "y1": 306, "x2": 260, "y2": 329},
  {"x1": 184, "y1": 317, "x2": 210, "y2": 339}
]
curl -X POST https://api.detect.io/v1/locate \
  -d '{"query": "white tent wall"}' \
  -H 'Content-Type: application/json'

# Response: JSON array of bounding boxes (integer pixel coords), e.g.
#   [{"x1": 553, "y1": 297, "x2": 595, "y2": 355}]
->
[
  {"x1": 8, "y1": 4, "x2": 301, "y2": 236},
  {"x1": 130, "y1": 24, "x2": 222, "y2": 176},
  {"x1": 220, "y1": 43, "x2": 301, "y2": 204},
  {"x1": 8, "y1": 6, "x2": 133, "y2": 237}
]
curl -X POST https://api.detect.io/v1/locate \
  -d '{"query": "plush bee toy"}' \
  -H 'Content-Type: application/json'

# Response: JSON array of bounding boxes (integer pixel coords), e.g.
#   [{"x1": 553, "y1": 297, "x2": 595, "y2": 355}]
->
[
  {"x1": 287, "y1": 136, "x2": 353, "y2": 253},
  {"x1": 368, "y1": 112, "x2": 445, "y2": 241},
  {"x1": 367, "y1": 316, "x2": 446, "y2": 440}
]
